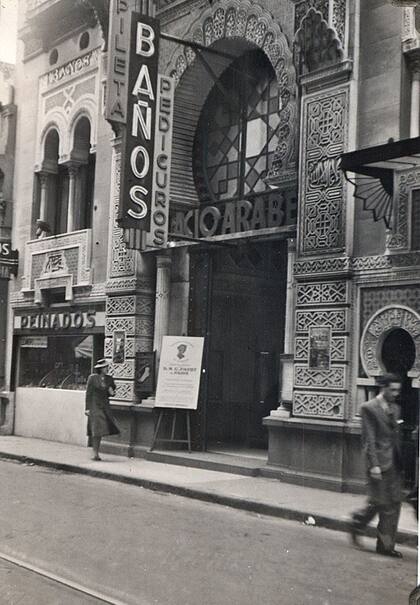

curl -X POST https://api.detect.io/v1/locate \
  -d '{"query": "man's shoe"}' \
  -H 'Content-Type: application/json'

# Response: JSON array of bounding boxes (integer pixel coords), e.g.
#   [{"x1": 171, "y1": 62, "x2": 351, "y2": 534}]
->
[
  {"x1": 376, "y1": 547, "x2": 403, "y2": 558},
  {"x1": 349, "y1": 524, "x2": 363, "y2": 547}
]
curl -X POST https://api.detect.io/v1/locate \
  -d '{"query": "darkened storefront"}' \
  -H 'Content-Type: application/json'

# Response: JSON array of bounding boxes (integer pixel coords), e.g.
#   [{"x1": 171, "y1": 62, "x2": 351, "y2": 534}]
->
[{"x1": 167, "y1": 46, "x2": 296, "y2": 451}]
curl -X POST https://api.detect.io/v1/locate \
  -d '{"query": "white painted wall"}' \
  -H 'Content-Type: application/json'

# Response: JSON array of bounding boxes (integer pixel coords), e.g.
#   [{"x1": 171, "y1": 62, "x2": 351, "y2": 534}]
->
[{"x1": 14, "y1": 388, "x2": 88, "y2": 446}]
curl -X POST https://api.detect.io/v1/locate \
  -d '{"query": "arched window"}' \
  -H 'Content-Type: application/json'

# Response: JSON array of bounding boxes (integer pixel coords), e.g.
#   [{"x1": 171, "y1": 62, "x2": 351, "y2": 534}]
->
[
  {"x1": 72, "y1": 116, "x2": 95, "y2": 230},
  {"x1": 194, "y1": 49, "x2": 282, "y2": 205},
  {"x1": 35, "y1": 128, "x2": 63, "y2": 237}
]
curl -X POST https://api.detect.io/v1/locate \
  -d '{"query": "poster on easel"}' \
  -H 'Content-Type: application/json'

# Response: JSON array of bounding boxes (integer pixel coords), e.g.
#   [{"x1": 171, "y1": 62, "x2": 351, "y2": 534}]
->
[{"x1": 155, "y1": 336, "x2": 205, "y2": 409}]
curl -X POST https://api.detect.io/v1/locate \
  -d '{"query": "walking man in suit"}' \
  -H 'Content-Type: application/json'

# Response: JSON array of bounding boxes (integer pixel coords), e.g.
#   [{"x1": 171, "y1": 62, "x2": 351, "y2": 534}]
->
[{"x1": 350, "y1": 373, "x2": 404, "y2": 558}]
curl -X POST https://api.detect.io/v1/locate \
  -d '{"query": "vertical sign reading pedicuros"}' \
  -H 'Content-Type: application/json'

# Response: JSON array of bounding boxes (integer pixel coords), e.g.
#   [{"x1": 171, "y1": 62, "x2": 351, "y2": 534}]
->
[
  {"x1": 155, "y1": 336, "x2": 205, "y2": 409},
  {"x1": 146, "y1": 75, "x2": 175, "y2": 248},
  {"x1": 119, "y1": 13, "x2": 160, "y2": 230}
]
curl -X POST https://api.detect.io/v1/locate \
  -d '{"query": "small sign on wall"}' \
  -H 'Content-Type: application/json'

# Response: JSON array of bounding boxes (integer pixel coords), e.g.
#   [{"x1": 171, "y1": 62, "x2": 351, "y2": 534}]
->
[
  {"x1": 112, "y1": 331, "x2": 126, "y2": 364},
  {"x1": 20, "y1": 336, "x2": 48, "y2": 348},
  {"x1": 308, "y1": 327, "x2": 331, "y2": 370},
  {"x1": 135, "y1": 351, "x2": 155, "y2": 394}
]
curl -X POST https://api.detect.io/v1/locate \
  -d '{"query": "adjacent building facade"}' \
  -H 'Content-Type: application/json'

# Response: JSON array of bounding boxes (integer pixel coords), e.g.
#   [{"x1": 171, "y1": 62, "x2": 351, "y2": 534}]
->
[{"x1": 5, "y1": 0, "x2": 420, "y2": 491}]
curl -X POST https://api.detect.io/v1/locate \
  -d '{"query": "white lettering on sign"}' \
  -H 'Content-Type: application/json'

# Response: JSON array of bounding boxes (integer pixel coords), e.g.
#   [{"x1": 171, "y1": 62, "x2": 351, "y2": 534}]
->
[
  {"x1": 171, "y1": 192, "x2": 297, "y2": 239},
  {"x1": 15, "y1": 311, "x2": 100, "y2": 331},
  {"x1": 146, "y1": 75, "x2": 175, "y2": 249},
  {"x1": 119, "y1": 13, "x2": 160, "y2": 230},
  {"x1": 105, "y1": 0, "x2": 130, "y2": 123},
  {"x1": 0, "y1": 241, "x2": 10, "y2": 256}
]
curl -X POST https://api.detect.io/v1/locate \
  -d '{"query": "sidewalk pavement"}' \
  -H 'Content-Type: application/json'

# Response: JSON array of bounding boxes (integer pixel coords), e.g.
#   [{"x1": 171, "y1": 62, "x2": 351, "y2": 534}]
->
[{"x1": 0, "y1": 436, "x2": 417, "y2": 548}]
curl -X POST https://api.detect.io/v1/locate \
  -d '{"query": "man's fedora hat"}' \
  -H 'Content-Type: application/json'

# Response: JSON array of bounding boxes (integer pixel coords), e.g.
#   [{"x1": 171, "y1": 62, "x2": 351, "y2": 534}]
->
[{"x1": 94, "y1": 358, "x2": 109, "y2": 369}]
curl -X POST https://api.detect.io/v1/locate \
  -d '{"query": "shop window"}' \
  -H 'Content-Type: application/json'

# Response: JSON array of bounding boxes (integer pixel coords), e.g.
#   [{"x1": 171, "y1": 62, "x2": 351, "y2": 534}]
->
[
  {"x1": 194, "y1": 49, "x2": 281, "y2": 204},
  {"x1": 412, "y1": 189, "x2": 420, "y2": 250},
  {"x1": 18, "y1": 334, "x2": 104, "y2": 390}
]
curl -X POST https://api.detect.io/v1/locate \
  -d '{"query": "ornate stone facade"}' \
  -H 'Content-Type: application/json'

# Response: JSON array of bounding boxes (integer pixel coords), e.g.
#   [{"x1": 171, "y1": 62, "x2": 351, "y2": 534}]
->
[
  {"x1": 360, "y1": 305, "x2": 420, "y2": 379},
  {"x1": 298, "y1": 88, "x2": 349, "y2": 255},
  {"x1": 164, "y1": 0, "x2": 298, "y2": 192},
  {"x1": 386, "y1": 169, "x2": 420, "y2": 252},
  {"x1": 104, "y1": 139, "x2": 155, "y2": 403}
]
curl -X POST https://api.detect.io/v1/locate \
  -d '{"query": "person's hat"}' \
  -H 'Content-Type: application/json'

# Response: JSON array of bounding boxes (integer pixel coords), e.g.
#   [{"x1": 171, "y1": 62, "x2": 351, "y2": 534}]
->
[{"x1": 94, "y1": 358, "x2": 109, "y2": 369}]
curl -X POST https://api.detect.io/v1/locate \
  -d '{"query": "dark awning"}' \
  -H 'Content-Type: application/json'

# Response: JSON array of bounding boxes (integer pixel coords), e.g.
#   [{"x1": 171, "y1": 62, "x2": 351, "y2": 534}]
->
[{"x1": 339, "y1": 136, "x2": 420, "y2": 228}]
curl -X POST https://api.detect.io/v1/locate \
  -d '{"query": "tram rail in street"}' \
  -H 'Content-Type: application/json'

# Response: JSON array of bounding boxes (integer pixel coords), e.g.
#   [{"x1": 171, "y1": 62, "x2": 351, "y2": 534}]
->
[{"x1": 0, "y1": 550, "x2": 131, "y2": 605}]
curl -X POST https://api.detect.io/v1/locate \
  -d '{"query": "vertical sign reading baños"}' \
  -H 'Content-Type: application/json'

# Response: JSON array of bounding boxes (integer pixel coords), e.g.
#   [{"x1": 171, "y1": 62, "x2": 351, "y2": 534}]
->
[
  {"x1": 155, "y1": 336, "x2": 205, "y2": 409},
  {"x1": 146, "y1": 75, "x2": 175, "y2": 248},
  {"x1": 119, "y1": 13, "x2": 160, "y2": 230}
]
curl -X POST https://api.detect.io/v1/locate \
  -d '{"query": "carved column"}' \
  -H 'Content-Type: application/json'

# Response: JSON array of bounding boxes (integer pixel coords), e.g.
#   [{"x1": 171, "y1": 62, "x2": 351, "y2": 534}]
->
[
  {"x1": 66, "y1": 164, "x2": 79, "y2": 233},
  {"x1": 410, "y1": 58, "x2": 420, "y2": 138},
  {"x1": 271, "y1": 238, "x2": 296, "y2": 418},
  {"x1": 153, "y1": 253, "x2": 172, "y2": 368},
  {"x1": 38, "y1": 172, "x2": 49, "y2": 222}
]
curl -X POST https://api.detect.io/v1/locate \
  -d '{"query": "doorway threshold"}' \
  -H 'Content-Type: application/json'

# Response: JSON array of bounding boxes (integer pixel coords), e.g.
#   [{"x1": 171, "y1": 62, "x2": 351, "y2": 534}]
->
[{"x1": 145, "y1": 446, "x2": 267, "y2": 477}]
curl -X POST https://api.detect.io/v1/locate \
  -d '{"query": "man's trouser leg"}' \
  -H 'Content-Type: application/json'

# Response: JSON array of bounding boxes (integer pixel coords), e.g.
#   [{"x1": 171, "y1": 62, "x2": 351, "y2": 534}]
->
[
  {"x1": 352, "y1": 502, "x2": 378, "y2": 532},
  {"x1": 377, "y1": 501, "x2": 401, "y2": 552}
]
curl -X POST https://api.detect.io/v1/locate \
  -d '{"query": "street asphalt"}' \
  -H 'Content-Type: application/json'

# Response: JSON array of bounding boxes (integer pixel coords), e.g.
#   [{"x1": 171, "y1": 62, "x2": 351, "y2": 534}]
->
[{"x1": 0, "y1": 458, "x2": 416, "y2": 605}]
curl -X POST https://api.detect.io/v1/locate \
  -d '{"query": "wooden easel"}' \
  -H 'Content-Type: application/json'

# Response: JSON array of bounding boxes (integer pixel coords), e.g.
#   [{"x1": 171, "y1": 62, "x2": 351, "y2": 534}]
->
[{"x1": 150, "y1": 408, "x2": 192, "y2": 453}]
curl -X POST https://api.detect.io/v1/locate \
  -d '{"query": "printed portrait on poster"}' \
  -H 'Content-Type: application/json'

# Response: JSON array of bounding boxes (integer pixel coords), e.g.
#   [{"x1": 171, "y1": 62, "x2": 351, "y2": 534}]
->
[
  {"x1": 308, "y1": 327, "x2": 331, "y2": 369},
  {"x1": 135, "y1": 351, "x2": 155, "y2": 394},
  {"x1": 112, "y1": 331, "x2": 126, "y2": 364}
]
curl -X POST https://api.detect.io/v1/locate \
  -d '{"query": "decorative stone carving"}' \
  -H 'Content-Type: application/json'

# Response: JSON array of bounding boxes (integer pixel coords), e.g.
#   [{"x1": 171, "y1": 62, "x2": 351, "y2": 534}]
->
[
  {"x1": 293, "y1": 391, "x2": 345, "y2": 418},
  {"x1": 361, "y1": 286, "x2": 420, "y2": 328},
  {"x1": 299, "y1": 88, "x2": 348, "y2": 255},
  {"x1": 114, "y1": 380, "x2": 135, "y2": 401},
  {"x1": 295, "y1": 336, "x2": 348, "y2": 362},
  {"x1": 386, "y1": 169, "x2": 420, "y2": 251},
  {"x1": 360, "y1": 305, "x2": 420, "y2": 378},
  {"x1": 295, "y1": 0, "x2": 329, "y2": 32},
  {"x1": 165, "y1": 0, "x2": 298, "y2": 184},
  {"x1": 294, "y1": 365, "x2": 346, "y2": 389},
  {"x1": 106, "y1": 295, "x2": 137, "y2": 316},
  {"x1": 109, "y1": 150, "x2": 135, "y2": 278},
  {"x1": 294, "y1": 256, "x2": 350, "y2": 277},
  {"x1": 22, "y1": 229, "x2": 92, "y2": 294},
  {"x1": 296, "y1": 281, "x2": 347, "y2": 305},
  {"x1": 296, "y1": 309, "x2": 348, "y2": 332},
  {"x1": 35, "y1": 51, "x2": 99, "y2": 170},
  {"x1": 295, "y1": 9, "x2": 344, "y2": 74},
  {"x1": 110, "y1": 360, "x2": 135, "y2": 380}
]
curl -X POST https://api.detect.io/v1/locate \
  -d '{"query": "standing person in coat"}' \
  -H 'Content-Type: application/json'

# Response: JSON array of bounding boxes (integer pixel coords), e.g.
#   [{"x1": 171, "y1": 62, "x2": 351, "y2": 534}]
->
[
  {"x1": 85, "y1": 359, "x2": 120, "y2": 461},
  {"x1": 350, "y1": 373, "x2": 404, "y2": 558}
]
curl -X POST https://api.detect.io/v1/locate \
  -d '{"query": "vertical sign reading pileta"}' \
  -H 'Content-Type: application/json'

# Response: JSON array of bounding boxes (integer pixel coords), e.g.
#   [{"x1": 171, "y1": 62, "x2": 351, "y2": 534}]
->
[
  {"x1": 105, "y1": 0, "x2": 132, "y2": 124},
  {"x1": 146, "y1": 75, "x2": 175, "y2": 248},
  {"x1": 119, "y1": 13, "x2": 160, "y2": 230},
  {"x1": 155, "y1": 336, "x2": 205, "y2": 409}
]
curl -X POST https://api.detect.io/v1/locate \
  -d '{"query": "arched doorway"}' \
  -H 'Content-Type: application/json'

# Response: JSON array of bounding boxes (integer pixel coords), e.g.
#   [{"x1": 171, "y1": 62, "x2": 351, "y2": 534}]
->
[{"x1": 381, "y1": 328, "x2": 418, "y2": 486}]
